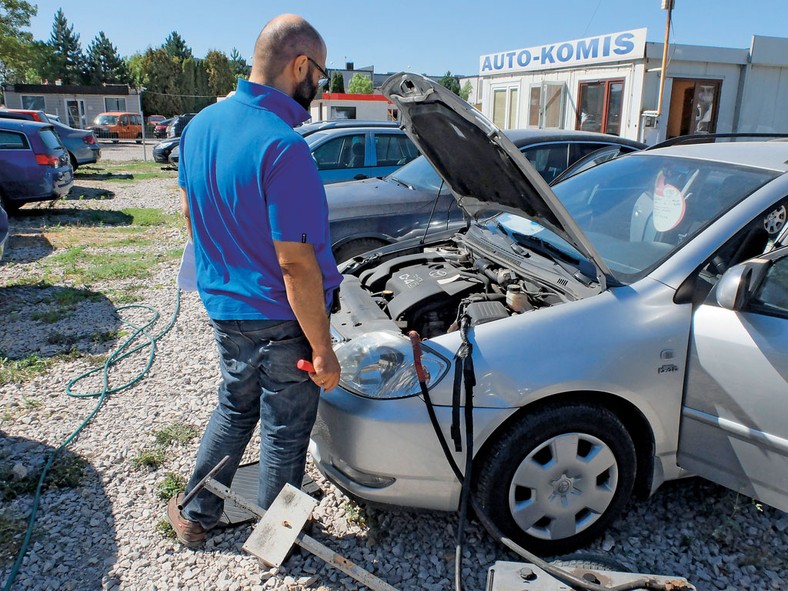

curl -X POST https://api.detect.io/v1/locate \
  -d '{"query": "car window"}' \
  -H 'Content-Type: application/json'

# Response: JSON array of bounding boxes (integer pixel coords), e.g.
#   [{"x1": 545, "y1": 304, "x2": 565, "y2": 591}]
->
[
  {"x1": 0, "y1": 131, "x2": 29, "y2": 150},
  {"x1": 312, "y1": 134, "x2": 366, "y2": 170},
  {"x1": 751, "y1": 257, "x2": 788, "y2": 318},
  {"x1": 521, "y1": 144, "x2": 569, "y2": 184},
  {"x1": 375, "y1": 133, "x2": 418, "y2": 167},
  {"x1": 38, "y1": 129, "x2": 62, "y2": 151}
]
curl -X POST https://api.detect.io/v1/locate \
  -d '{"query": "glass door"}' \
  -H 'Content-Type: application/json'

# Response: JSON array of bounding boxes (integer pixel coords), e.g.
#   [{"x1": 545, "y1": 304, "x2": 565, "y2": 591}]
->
[
  {"x1": 65, "y1": 99, "x2": 86, "y2": 129},
  {"x1": 576, "y1": 79, "x2": 625, "y2": 135}
]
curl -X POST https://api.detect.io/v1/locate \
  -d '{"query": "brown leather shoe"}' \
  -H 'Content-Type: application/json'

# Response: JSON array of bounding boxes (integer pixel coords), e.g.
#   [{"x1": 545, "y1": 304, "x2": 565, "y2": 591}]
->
[{"x1": 166, "y1": 493, "x2": 207, "y2": 549}]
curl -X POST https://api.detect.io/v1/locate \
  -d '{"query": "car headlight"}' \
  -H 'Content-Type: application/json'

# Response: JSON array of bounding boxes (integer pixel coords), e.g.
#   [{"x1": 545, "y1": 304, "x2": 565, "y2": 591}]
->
[{"x1": 335, "y1": 331, "x2": 449, "y2": 399}]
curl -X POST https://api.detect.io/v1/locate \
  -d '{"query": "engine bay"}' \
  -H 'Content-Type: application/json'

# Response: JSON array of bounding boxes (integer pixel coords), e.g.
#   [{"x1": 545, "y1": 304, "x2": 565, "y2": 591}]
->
[{"x1": 351, "y1": 241, "x2": 577, "y2": 338}]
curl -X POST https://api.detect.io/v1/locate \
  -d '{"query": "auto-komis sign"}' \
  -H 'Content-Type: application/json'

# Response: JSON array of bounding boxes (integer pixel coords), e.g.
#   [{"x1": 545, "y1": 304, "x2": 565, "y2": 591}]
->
[{"x1": 480, "y1": 29, "x2": 647, "y2": 75}]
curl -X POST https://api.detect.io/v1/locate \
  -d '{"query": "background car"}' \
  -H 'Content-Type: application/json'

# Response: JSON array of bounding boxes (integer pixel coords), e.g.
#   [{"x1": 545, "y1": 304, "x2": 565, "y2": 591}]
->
[
  {"x1": 0, "y1": 199, "x2": 7, "y2": 261},
  {"x1": 91, "y1": 112, "x2": 143, "y2": 142},
  {"x1": 168, "y1": 144, "x2": 179, "y2": 169},
  {"x1": 310, "y1": 73, "x2": 788, "y2": 557},
  {"x1": 295, "y1": 119, "x2": 399, "y2": 137},
  {"x1": 166, "y1": 113, "x2": 196, "y2": 139},
  {"x1": 152, "y1": 136, "x2": 179, "y2": 164},
  {"x1": 49, "y1": 120, "x2": 100, "y2": 170},
  {"x1": 0, "y1": 109, "x2": 50, "y2": 123},
  {"x1": 0, "y1": 118, "x2": 73, "y2": 213},
  {"x1": 153, "y1": 118, "x2": 173, "y2": 139},
  {"x1": 147, "y1": 114, "x2": 166, "y2": 126},
  {"x1": 328, "y1": 128, "x2": 644, "y2": 261},
  {"x1": 304, "y1": 125, "x2": 420, "y2": 184}
]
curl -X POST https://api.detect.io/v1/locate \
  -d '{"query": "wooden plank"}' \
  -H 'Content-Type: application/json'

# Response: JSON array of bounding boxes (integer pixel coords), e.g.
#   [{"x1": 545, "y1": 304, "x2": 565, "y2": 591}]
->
[{"x1": 242, "y1": 483, "x2": 317, "y2": 568}]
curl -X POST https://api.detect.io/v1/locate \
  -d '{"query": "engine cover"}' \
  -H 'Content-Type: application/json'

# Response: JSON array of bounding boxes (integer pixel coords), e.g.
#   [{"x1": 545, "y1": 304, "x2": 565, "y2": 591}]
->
[{"x1": 384, "y1": 263, "x2": 477, "y2": 321}]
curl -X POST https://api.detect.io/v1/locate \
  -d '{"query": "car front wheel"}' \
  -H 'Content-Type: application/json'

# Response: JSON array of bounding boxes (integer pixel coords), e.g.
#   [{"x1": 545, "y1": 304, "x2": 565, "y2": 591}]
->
[{"x1": 473, "y1": 403, "x2": 636, "y2": 555}]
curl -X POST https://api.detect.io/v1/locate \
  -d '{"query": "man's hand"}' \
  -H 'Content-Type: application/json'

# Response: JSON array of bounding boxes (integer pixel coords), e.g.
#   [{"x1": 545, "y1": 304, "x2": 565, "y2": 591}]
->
[{"x1": 274, "y1": 240, "x2": 339, "y2": 391}]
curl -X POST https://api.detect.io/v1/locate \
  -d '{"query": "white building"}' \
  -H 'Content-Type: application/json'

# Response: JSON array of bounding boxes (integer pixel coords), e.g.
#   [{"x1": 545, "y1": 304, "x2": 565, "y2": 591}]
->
[{"x1": 464, "y1": 29, "x2": 788, "y2": 144}]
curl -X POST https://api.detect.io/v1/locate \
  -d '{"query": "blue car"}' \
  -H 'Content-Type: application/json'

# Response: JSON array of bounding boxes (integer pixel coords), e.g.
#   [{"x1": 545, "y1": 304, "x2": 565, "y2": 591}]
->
[
  {"x1": 303, "y1": 125, "x2": 419, "y2": 184},
  {"x1": 0, "y1": 199, "x2": 7, "y2": 261},
  {"x1": 0, "y1": 119, "x2": 73, "y2": 213}
]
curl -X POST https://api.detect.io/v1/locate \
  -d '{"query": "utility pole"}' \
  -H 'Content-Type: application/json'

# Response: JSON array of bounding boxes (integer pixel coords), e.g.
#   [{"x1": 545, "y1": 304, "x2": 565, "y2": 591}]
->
[{"x1": 655, "y1": 0, "x2": 674, "y2": 118}]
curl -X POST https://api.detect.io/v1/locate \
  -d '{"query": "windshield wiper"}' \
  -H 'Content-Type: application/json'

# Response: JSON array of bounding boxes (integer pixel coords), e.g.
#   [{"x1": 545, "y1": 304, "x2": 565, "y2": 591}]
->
[{"x1": 389, "y1": 177, "x2": 413, "y2": 190}]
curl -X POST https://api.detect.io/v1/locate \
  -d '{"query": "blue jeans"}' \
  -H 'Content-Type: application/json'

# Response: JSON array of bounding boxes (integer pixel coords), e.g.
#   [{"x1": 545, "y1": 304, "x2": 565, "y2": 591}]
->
[{"x1": 182, "y1": 318, "x2": 319, "y2": 530}]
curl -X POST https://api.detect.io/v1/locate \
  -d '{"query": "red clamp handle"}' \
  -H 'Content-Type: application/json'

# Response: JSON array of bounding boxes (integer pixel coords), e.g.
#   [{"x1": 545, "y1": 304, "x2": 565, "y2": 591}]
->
[
  {"x1": 408, "y1": 331, "x2": 427, "y2": 384},
  {"x1": 297, "y1": 359, "x2": 315, "y2": 373}
]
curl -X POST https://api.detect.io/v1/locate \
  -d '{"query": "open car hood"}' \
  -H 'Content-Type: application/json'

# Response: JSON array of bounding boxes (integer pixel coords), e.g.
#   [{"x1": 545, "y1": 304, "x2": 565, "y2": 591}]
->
[{"x1": 382, "y1": 73, "x2": 613, "y2": 287}]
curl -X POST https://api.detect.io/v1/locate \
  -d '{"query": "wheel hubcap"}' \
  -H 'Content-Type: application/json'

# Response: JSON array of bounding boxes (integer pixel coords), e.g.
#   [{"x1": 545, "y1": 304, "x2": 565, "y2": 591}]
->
[
  {"x1": 508, "y1": 432, "x2": 619, "y2": 541},
  {"x1": 764, "y1": 206, "x2": 786, "y2": 235}
]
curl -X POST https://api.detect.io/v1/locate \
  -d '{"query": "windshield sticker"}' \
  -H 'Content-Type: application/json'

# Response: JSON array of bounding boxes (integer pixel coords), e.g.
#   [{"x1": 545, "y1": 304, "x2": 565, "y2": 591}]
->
[
  {"x1": 652, "y1": 172, "x2": 686, "y2": 232},
  {"x1": 501, "y1": 215, "x2": 544, "y2": 236}
]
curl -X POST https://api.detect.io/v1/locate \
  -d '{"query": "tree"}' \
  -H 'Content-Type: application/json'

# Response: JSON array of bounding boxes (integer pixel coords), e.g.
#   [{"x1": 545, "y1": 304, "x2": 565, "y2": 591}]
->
[
  {"x1": 329, "y1": 71, "x2": 344, "y2": 93},
  {"x1": 204, "y1": 50, "x2": 235, "y2": 97},
  {"x1": 460, "y1": 80, "x2": 472, "y2": 102},
  {"x1": 0, "y1": 0, "x2": 37, "y2": 83},
  {"x1": 347, "y1": 73, "x2": 373, "y2": 94},
  {"x1": 163, "y1": 31, "x2": 192, "y2": 62},
  {"x1": 85, "y1": 31, "x2": 129, "y2": 85},
  {"x1": 45, "y1": 9, "x2": 86, "y2": 84},
  {"x1": 139, "y1": 48, "x2": 183, "y2": 116},
  {"x1": 125, "y1": 51, "x2": 145, "y2": 87},
  {"x1": 439, "y1": 71, "x2": 460, "y2": 96},
  {"x1": 228, "y1": 47, "x2": 249, "y2": 79}
]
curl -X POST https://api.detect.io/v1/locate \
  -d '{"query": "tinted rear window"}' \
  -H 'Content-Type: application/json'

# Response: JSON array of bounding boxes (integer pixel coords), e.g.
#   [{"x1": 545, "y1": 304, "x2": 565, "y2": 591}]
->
[
  {"x1": 39, "y1": 129, "x2": 63, "y2": 151},
  {"x1": 0, "y1": 131, "x2": 29, "y2": 149}
]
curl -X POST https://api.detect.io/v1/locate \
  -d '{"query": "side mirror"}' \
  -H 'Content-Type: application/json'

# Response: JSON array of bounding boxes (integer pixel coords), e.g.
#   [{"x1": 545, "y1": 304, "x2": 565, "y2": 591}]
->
[{"x1": 714, "y1": 259, "x2": 770, "y2": 311}]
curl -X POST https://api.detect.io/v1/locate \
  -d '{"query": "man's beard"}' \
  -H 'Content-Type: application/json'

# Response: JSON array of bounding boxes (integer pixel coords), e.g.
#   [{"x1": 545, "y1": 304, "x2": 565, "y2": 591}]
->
[{"x1": 293, "y1": 77, "x2": 318, "y2": 111}]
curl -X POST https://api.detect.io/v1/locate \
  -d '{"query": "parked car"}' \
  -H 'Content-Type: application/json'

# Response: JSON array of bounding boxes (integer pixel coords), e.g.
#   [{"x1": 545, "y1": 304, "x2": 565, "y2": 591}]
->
[
  {"x1": 49, "y1": 120, "x2": 100, "y2": 170},
  {"x1": 327, "y1": 129, "x2": 644, "y2": 261},
  {"x1": 304, "y1": 125, "x2": 420, "y2": 184},
  {"x1": 154, "y1": 118, "x2": 173, "y2": 139},
  {"x1": 296, "y1": 119, "x2": 399, "y2": 138},
  {"x1": 166, "y1": 113, "x2": 196, "y2": 139},
  {"x1": 0, "y1": 109, "x2": 50, "y2": 123},
  {"x1": 0, "y1": 199, "x2": 7, "y2": 261},
  {"x1": 91, "y1": 112, "x2": 143, "y2": 143},
  {"x1": 168, "y1": 144, "x2": 180, "y2": 169},
  {"x1": 152, "y1": 137, "x2": 179, "y2": 164},
  {"x1": 0, "y1": 119, "x2": 73, "y2": 213},
  {"x1": 147, "y1": 114, "x2": 166, "y2": 127},
  {"x1": 309, "y1": 73, "x2": 788, "y2": 556}
]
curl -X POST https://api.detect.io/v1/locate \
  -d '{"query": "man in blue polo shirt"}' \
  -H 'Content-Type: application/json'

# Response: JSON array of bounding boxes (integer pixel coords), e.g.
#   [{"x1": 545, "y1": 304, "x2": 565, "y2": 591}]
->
[{"x1": 167, "y1": 14, "x2": 341, "y2": 548}]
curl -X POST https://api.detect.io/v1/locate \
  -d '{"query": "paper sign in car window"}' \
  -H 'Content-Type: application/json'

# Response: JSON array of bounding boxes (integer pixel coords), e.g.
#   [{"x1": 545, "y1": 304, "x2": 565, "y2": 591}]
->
[{"x1": 652, "y1": 172, "x2": 686, "y2": 232}]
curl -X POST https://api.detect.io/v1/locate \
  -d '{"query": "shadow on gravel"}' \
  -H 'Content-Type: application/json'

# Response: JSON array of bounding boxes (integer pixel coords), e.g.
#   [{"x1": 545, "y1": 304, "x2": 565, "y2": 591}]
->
[
  {"x1": 3, "y1": 233, "x2": 53, "y2": 264},
  {"x1": 66, "y1": 184, "x2": 116, "y2": 199},
  {"x1": 74, "y1": 172, "x2": 132, "y2": 182},
  {"x1": 0, "y1": 434, "x2": 117, "y2": 590},
  {"x1": 0, "y1": 283, "x2": 121, "y2": 360},
  {"x1": 10, "y1": 207, "x2": 133, "y2": 227}
]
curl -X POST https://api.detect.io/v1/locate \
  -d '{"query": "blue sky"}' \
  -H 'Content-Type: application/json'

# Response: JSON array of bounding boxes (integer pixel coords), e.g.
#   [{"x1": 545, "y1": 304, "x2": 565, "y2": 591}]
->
[{"x1": 26, "y1": 0, "x2": 788, "y2": 76}]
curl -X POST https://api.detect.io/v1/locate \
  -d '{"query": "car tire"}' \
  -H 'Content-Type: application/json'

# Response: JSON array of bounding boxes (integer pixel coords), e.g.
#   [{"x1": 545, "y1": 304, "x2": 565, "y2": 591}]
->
[
  {"x1": 0, "y1": 192, "x2": 21, "y2": 215},
  {"x1": 473, "y1": 403, "x2": 636, "y2": 556},
  {"x1": 548, "y1": 551, "x2": 633, "y2": 573},
  {"x1": 135, "y1": 132, "x2": 143, "y2": 145},
  {"x1": 69, "y1": 153, "x2": 78, "y2": 171},
  {"x1": 111, "y1": 132, "x2": 119, "y2": 144},
  {"x1": 334, "y1": 238, "x2": 388, "y2": 263}
]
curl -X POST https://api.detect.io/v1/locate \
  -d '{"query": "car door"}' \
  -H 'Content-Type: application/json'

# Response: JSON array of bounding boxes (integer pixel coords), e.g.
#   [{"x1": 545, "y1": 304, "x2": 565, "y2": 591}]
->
[
  {"x1": 371, "y1": 132, "x2": 419, "y2": 180},
  {"x1": 678, "y1": 245, "x2": 788, "y2": 512},
  {"x1": 311, "y1": 132, "x2": 367, "y2": 184}
]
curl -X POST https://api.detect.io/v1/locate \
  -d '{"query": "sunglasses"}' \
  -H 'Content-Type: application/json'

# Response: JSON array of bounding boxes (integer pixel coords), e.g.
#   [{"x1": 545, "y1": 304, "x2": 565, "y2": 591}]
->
[{"x1": 306, "y1": 56, "x2": 330, "y2": 88}]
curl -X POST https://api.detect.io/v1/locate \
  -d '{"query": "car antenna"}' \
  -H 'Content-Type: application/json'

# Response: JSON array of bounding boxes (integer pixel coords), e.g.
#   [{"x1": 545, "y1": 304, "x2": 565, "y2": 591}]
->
[{"x1": 421, "y1": 178, "x2": 445, "y2": 245}]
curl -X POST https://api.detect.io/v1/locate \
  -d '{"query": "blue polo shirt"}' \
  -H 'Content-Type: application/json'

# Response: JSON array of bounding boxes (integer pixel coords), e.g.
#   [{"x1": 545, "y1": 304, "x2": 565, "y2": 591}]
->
[{"x1": 178, "y1": 78, "x2": 342, "y2": 320}]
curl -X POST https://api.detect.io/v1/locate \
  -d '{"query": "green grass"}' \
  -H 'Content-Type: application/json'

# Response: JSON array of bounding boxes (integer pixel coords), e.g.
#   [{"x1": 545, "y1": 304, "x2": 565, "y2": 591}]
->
[
  {"x1": 0, "y1": 512, "x2": 27, "y2": 560},
  {"x1": 155, "y1": 517, "x2": 177, "y2": 541},
  {"x1": 31, "y1": 310, "x2": 64, "y2": 324},
  {"x1": 0, "y1": 452, "x2": 87, "y2": 501},
  {"x1": 44, "y1": 247, "x2": 161, "y2": 282},
  {"x1": 156, "y1": 472, "x2": 186, "y2": 501},
  {"x1": 131, "y1": 448, "x2": 166, "y2": 470},
  {"x1": 52, "y1": 287, "x2": 102, "y2": 307},
  {"x1": 342, "y1": 501, "x2": 368, "y2": 528},
  {"x1": 153, "y1": 423, "x2": 200, "y2": 447},
  {"x1": 0, "y1": 355, "x2": 54, "y2": 386}
]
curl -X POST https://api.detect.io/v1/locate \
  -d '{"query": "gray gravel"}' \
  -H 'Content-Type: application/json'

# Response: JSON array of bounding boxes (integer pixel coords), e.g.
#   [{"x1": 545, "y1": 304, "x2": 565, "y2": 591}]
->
[{"x1": 1, "y1": 155, "x2": 787, "y2": 591}]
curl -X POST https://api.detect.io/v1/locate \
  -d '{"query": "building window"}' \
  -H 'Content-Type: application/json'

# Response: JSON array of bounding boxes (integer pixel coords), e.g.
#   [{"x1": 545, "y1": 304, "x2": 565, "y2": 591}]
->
[
  {"x1": 21, "y1": 96, "x2": 45, "y2": 110},
  {"x1": 576, "y1": 79, "x2": 624, "y2": 135},
  {"x1": 330, "y1": 106, "x2": 356, "y2": 120},
  {"x1": 104, "y1": 97, "x2": 127, "y2": 111},
  {"x1": 667, "y1": 79, "x2": 722, "y2": 137},
  {"x1": 528, "y1": 83, "x2": 566, "y2": 128},
  {"x1": 492, "y1": 86, "x2": 519, "y2": 130}
]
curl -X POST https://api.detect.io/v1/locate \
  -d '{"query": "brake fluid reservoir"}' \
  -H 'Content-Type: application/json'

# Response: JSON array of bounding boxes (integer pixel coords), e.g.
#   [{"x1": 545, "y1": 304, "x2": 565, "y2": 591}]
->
[{"x1": 506, "y1": 285, "x2": 532, "y2": 313}]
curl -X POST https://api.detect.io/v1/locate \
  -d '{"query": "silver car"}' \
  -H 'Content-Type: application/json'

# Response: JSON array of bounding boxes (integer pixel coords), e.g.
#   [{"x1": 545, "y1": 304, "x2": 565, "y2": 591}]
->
[{"x1": 309, "y1": 73, "x2": 788, "y2": 555}]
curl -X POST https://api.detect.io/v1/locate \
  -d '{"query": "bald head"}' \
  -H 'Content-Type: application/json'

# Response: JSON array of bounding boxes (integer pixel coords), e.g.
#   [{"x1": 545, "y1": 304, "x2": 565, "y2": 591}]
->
[{"x1": 251, "y1": 14, "x2": 326, "y2": 83}]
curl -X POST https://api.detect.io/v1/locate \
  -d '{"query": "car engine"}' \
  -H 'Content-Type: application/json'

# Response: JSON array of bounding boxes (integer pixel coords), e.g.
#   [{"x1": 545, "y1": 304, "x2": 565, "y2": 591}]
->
[{"x1": 353, "y1": 243, "x2": 573, "y2": 338}]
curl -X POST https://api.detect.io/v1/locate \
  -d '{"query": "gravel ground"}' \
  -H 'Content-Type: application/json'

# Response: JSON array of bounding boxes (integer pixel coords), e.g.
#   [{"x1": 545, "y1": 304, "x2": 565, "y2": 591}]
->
[{"x1": 1, "y1": 155, "x2": 787, "y2": 591}]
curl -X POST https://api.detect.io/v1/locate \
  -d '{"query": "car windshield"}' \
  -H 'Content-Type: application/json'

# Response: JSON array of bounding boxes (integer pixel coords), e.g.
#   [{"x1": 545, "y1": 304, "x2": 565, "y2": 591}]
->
[
  {"x1": 493, "y1": 154, "x2": 778, "y2": 284},
  {"x1": 385, "y1": 156, "x2": 443, "y2": 191},
  {"x1": 95, "y1": 115, "x2": 117, "y2": 125}
]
